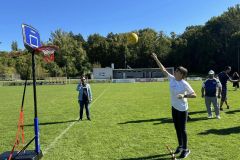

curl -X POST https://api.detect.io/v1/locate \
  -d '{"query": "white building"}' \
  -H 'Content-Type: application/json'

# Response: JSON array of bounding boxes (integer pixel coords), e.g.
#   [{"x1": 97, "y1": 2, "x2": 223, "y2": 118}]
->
[
  {"x1": 92, "y1": 67, "x2": 174, "y2": 79},
  {"x1": 92, "y1": 68, "x2": 113, "y2": 79}
]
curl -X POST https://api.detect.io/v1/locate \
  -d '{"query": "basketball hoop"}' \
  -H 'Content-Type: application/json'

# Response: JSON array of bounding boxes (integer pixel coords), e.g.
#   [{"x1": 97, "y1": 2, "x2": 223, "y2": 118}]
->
[{"x1": 34, "y1": 45, "x2": 59, "y2": 63}]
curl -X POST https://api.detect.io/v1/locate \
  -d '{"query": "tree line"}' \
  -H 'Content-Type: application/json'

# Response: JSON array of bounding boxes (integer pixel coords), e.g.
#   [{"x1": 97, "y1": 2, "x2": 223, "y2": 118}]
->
[{"x1": 1, "y1": 5, "x2": 240, "y2": 79}]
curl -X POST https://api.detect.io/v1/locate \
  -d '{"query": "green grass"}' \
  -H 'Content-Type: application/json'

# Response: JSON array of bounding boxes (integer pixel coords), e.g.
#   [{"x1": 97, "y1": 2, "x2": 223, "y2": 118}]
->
[{"x1": 1, "y1": 82, "x2": 240, "y2": 159}]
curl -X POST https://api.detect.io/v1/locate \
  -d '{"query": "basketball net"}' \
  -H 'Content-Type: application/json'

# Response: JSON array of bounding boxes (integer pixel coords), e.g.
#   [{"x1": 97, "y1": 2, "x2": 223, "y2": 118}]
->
[{"x1": 34, "y1": 45, "x2": 59, "y2": 63}]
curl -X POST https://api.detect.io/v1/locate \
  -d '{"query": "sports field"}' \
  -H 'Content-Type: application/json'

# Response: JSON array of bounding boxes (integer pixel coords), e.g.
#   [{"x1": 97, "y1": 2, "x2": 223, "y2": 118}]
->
[{"x1": 0, "y1": 81, "x2": 240, "y2": 159}]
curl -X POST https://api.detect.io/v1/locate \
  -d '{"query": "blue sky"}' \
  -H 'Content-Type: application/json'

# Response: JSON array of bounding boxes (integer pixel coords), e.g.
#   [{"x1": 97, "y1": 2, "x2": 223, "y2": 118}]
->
[{"x1": 0, "y1": 0, "x2": 239, "y2": 51}]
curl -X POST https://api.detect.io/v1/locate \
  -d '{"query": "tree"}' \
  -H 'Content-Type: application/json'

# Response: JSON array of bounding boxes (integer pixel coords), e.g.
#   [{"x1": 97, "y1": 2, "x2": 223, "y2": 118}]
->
[
  {"x1": 87, "y1": 34, "x2": 110, "y2": 67},
  {"x1": 0, "y1": 52, "x2": 17, "y2": 76},
  {"x1": 50, "y1": 29, "x2": 90, "y2": 77},
  {"x1": 132, "y1": 28, "x2": 171, "y2": 68},
  {"x1": 44, "y1": 62, "x2": 63, "y2": 77},
  {"x1": 11, "y1": 41, "x2": 18, "y2": 51},
  {"x1": 15, "y1": 52, "x2": 31, "y2": 79}
]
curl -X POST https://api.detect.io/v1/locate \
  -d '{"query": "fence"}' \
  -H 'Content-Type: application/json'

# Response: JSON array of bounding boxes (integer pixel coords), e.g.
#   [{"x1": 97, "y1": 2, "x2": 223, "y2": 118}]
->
[
  {"x1": 0, "y1": 77, "x2": 67, "y2": 86},
  {"x1": 0, "y1": 77, "x2": 203, "y2": 86}
]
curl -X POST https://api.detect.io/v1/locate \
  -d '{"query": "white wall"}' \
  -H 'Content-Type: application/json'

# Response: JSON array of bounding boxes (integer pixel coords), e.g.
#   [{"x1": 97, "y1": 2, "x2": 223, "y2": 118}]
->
[{"x1": 93, "y1": 68, "x2": 113, "y2": 79}]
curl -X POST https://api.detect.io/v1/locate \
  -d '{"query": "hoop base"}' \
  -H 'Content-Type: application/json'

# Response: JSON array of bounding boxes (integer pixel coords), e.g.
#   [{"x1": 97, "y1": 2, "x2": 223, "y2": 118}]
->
[{"x1": 0, "y1": 150, "x2": 43, "y2": 160}]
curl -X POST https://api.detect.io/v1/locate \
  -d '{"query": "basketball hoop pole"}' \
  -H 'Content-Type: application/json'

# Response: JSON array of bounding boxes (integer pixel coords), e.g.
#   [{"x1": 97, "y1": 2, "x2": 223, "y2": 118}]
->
[
  {"x1": 0, "y1": 24, "x2": 43, "y2": 160},
  {"x1": 0, "y1": 40, "x2": 42, "y2": 160},
  {"x1": 31, "y1": 51, "x2": 41, "y2": 154}
]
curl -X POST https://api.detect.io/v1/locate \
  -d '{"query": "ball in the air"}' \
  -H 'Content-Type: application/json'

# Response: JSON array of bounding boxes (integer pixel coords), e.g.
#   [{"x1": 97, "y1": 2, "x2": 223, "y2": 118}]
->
[{"x1": 127, "y1": 33, "x2": 138, "y2": 44}]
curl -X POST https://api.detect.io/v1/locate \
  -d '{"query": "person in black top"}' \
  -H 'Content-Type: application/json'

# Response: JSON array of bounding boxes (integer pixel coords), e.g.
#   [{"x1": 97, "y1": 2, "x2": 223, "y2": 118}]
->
[
  {"x1": 232, "y1": 72, "x2": 239, "y2": 91},
  {"x1": 218, "y1": 66, "x2": 239, "y2": 110},
  {"x1": 76, "y1": 76, "x2": 93, "y2": 121}
]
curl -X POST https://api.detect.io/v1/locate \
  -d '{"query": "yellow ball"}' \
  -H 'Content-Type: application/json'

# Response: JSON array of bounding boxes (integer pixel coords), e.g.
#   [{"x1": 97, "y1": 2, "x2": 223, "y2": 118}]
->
[{"x1": 127, "y1": 33, "x2": 138, "y2": 44}]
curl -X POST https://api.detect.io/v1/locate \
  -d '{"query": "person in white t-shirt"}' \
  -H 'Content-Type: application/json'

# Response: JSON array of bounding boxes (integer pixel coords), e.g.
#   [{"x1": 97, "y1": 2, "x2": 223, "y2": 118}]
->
[{"x1": 151, "y1": 53, "x2": 196, "y2": 159}]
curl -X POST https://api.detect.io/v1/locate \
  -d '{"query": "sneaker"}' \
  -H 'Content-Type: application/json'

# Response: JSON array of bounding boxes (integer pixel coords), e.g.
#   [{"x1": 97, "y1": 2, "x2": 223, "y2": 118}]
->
[
  {"x1": 78, "y1": 118, "x2": 82, "y2": 121},
  {"x1": 87, "y1": 118, "x2": 91, "y2": 121},
  {"x1": 216, "y1": 115, "x2": 221, "y2": 119},
  {"x1": 207, "y1": 115, "x2": 213, "y2": 119},
  {"x1": 174, "y1": 146, "x2": 183, "y2": 154},
  {"x1": 179, "y1": 149, "x2": 190, "y2": 158}
]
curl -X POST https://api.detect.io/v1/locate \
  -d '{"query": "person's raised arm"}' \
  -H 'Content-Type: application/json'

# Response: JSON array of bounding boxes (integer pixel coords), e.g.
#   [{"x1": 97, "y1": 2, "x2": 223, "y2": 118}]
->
[
  {"x1": 151, "y1": 53, "x2": 169, "y2": 77},
  {"x1": 228, "y1": 78, "x2": 240, "y2": 83}
]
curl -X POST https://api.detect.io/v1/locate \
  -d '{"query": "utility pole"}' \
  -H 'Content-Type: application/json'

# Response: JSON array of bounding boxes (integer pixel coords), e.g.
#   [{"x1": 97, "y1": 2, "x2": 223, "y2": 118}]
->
[
  {"x1": 238, "y1": 45, "x2": 239, "y2": 73},
  {"x1": 124, "y1": 53, "x2": 127, "y2": 69}
]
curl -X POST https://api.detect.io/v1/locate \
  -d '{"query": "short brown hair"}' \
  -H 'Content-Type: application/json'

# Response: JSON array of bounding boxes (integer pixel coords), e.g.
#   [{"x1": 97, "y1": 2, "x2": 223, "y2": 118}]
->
[{"x1": 176, "y1": 66, "x2": 188, "y2": 78}]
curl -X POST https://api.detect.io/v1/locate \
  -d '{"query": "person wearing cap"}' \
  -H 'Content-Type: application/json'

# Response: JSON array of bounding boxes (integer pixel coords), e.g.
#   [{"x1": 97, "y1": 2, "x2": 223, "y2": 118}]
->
[
  {"x1": 218, "y1": 66, "x2": 240, "y2": 110},
  {"x1": 76, "y1": 76, "x2": 92, "y2": 121},
  {"x1": 201, "y1": 70, "x2": 222, "y2": 119}
]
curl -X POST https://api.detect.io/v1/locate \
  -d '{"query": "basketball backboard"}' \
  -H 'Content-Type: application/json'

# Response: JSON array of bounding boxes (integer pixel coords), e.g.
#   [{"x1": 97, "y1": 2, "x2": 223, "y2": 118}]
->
[{"x1": 22, "y1": 24, "x2": 41, "y2": 51}]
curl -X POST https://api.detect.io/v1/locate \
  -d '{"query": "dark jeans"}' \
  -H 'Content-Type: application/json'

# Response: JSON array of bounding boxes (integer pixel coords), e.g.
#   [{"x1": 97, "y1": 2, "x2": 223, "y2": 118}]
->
[
  {"x1": 79, "y1": 100, "x2": 90, "y2": 119},
  {"x1": 233, "y1": 82, "x2": 239, "y2": 88},
  {"x1": 221, "y1": 88, "x2": 227, "y2": 101},
  {"x1": 172, "y1": 106, "x2": 188, "y2": 149}
]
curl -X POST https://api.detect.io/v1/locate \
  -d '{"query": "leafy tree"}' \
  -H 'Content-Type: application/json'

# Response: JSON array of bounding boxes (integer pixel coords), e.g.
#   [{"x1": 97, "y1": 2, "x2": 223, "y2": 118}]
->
[
  {"x1": 87, "y1": 33, "x2": 109, "y2": 67},
  {"x1": 15, "y1": 52, "x2": 31, "y2": 79},
  {"x1": 0, "y1": 52, "x2": 17, "y2": 75},
  {"x1": 11, "y1": 41, "x2": 18, "y2": 51},
  {"x1": 44, "y1": 62, "x2": 64, "y2": 77},
  {"x1": 50, "y1": 30, "x2": 90, "y2": 77}
]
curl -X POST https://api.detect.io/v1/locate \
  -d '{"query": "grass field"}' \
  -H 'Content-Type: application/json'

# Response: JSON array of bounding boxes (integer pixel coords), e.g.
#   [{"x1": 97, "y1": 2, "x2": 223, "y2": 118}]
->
[{"x1": 1, "y1": 81, "x2": 240, "y2": 159}]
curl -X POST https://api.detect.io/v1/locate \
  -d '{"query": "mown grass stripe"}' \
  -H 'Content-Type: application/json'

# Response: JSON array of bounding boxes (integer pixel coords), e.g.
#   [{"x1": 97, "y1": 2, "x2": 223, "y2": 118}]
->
[{"x1": 42, "y1": 88, "x2": 108, "y2": 155}]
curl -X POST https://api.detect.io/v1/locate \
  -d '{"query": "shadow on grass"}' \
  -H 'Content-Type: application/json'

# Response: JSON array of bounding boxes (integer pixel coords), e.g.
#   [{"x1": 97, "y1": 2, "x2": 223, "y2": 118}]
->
[
  {"x1": 153, "y1": 116, "x2": 208, "y2": 125},
  {"x1": 225, "y1": 109, "x2": 240, "y2": 115},
  {"x1": 121, "y1": 153, "x2": 172, "y2": 160},
  {"x1": 24, "y1": 119, "x2": 78, "y2": 127},
  {"x1": 198, "y1": 126, "x2": 240, "y2": 135},
  {"x1": 188, "y1": 110, "x2": 206, "y2": 115},
  {"x1": 118, "y1": 118, "x2": 172, "y2": 125},
  {"x1": 119, "y1": 116, "x2": 208, "y2": 125},
  {"x1": 187, "y1": 116, "x2": 208, "y2": 122}
]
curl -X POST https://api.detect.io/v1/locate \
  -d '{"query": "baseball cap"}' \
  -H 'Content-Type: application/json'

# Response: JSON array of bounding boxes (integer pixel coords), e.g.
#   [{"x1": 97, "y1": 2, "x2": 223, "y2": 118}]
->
[{"x1": 208, "y1": 70, "x2": 215, "y2": 75}]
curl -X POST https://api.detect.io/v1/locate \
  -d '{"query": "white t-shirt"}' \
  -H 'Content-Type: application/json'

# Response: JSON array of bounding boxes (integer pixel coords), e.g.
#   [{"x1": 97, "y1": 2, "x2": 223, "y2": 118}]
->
[{"x1": 168, "y1": 74, "x2": 195, "y2": 111}]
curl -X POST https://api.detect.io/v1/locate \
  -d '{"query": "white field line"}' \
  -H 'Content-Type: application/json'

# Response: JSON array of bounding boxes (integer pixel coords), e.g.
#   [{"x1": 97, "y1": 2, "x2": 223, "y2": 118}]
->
[{"x1": 43, "y1": 88, "x2": 107, "y2": 155}]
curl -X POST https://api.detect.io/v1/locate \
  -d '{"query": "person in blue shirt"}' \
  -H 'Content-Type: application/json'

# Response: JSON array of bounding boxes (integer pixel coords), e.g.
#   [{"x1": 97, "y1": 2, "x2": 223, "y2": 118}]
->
[
  {"x1": 202, "y1": 70, "x2": 222, "y2": 119},
  {"x1": 76, "y1": 76, "x2": 92, "y2": 121},
  {"x1": 218, "y1": 66, "x2": 239, "y2": 111}
]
